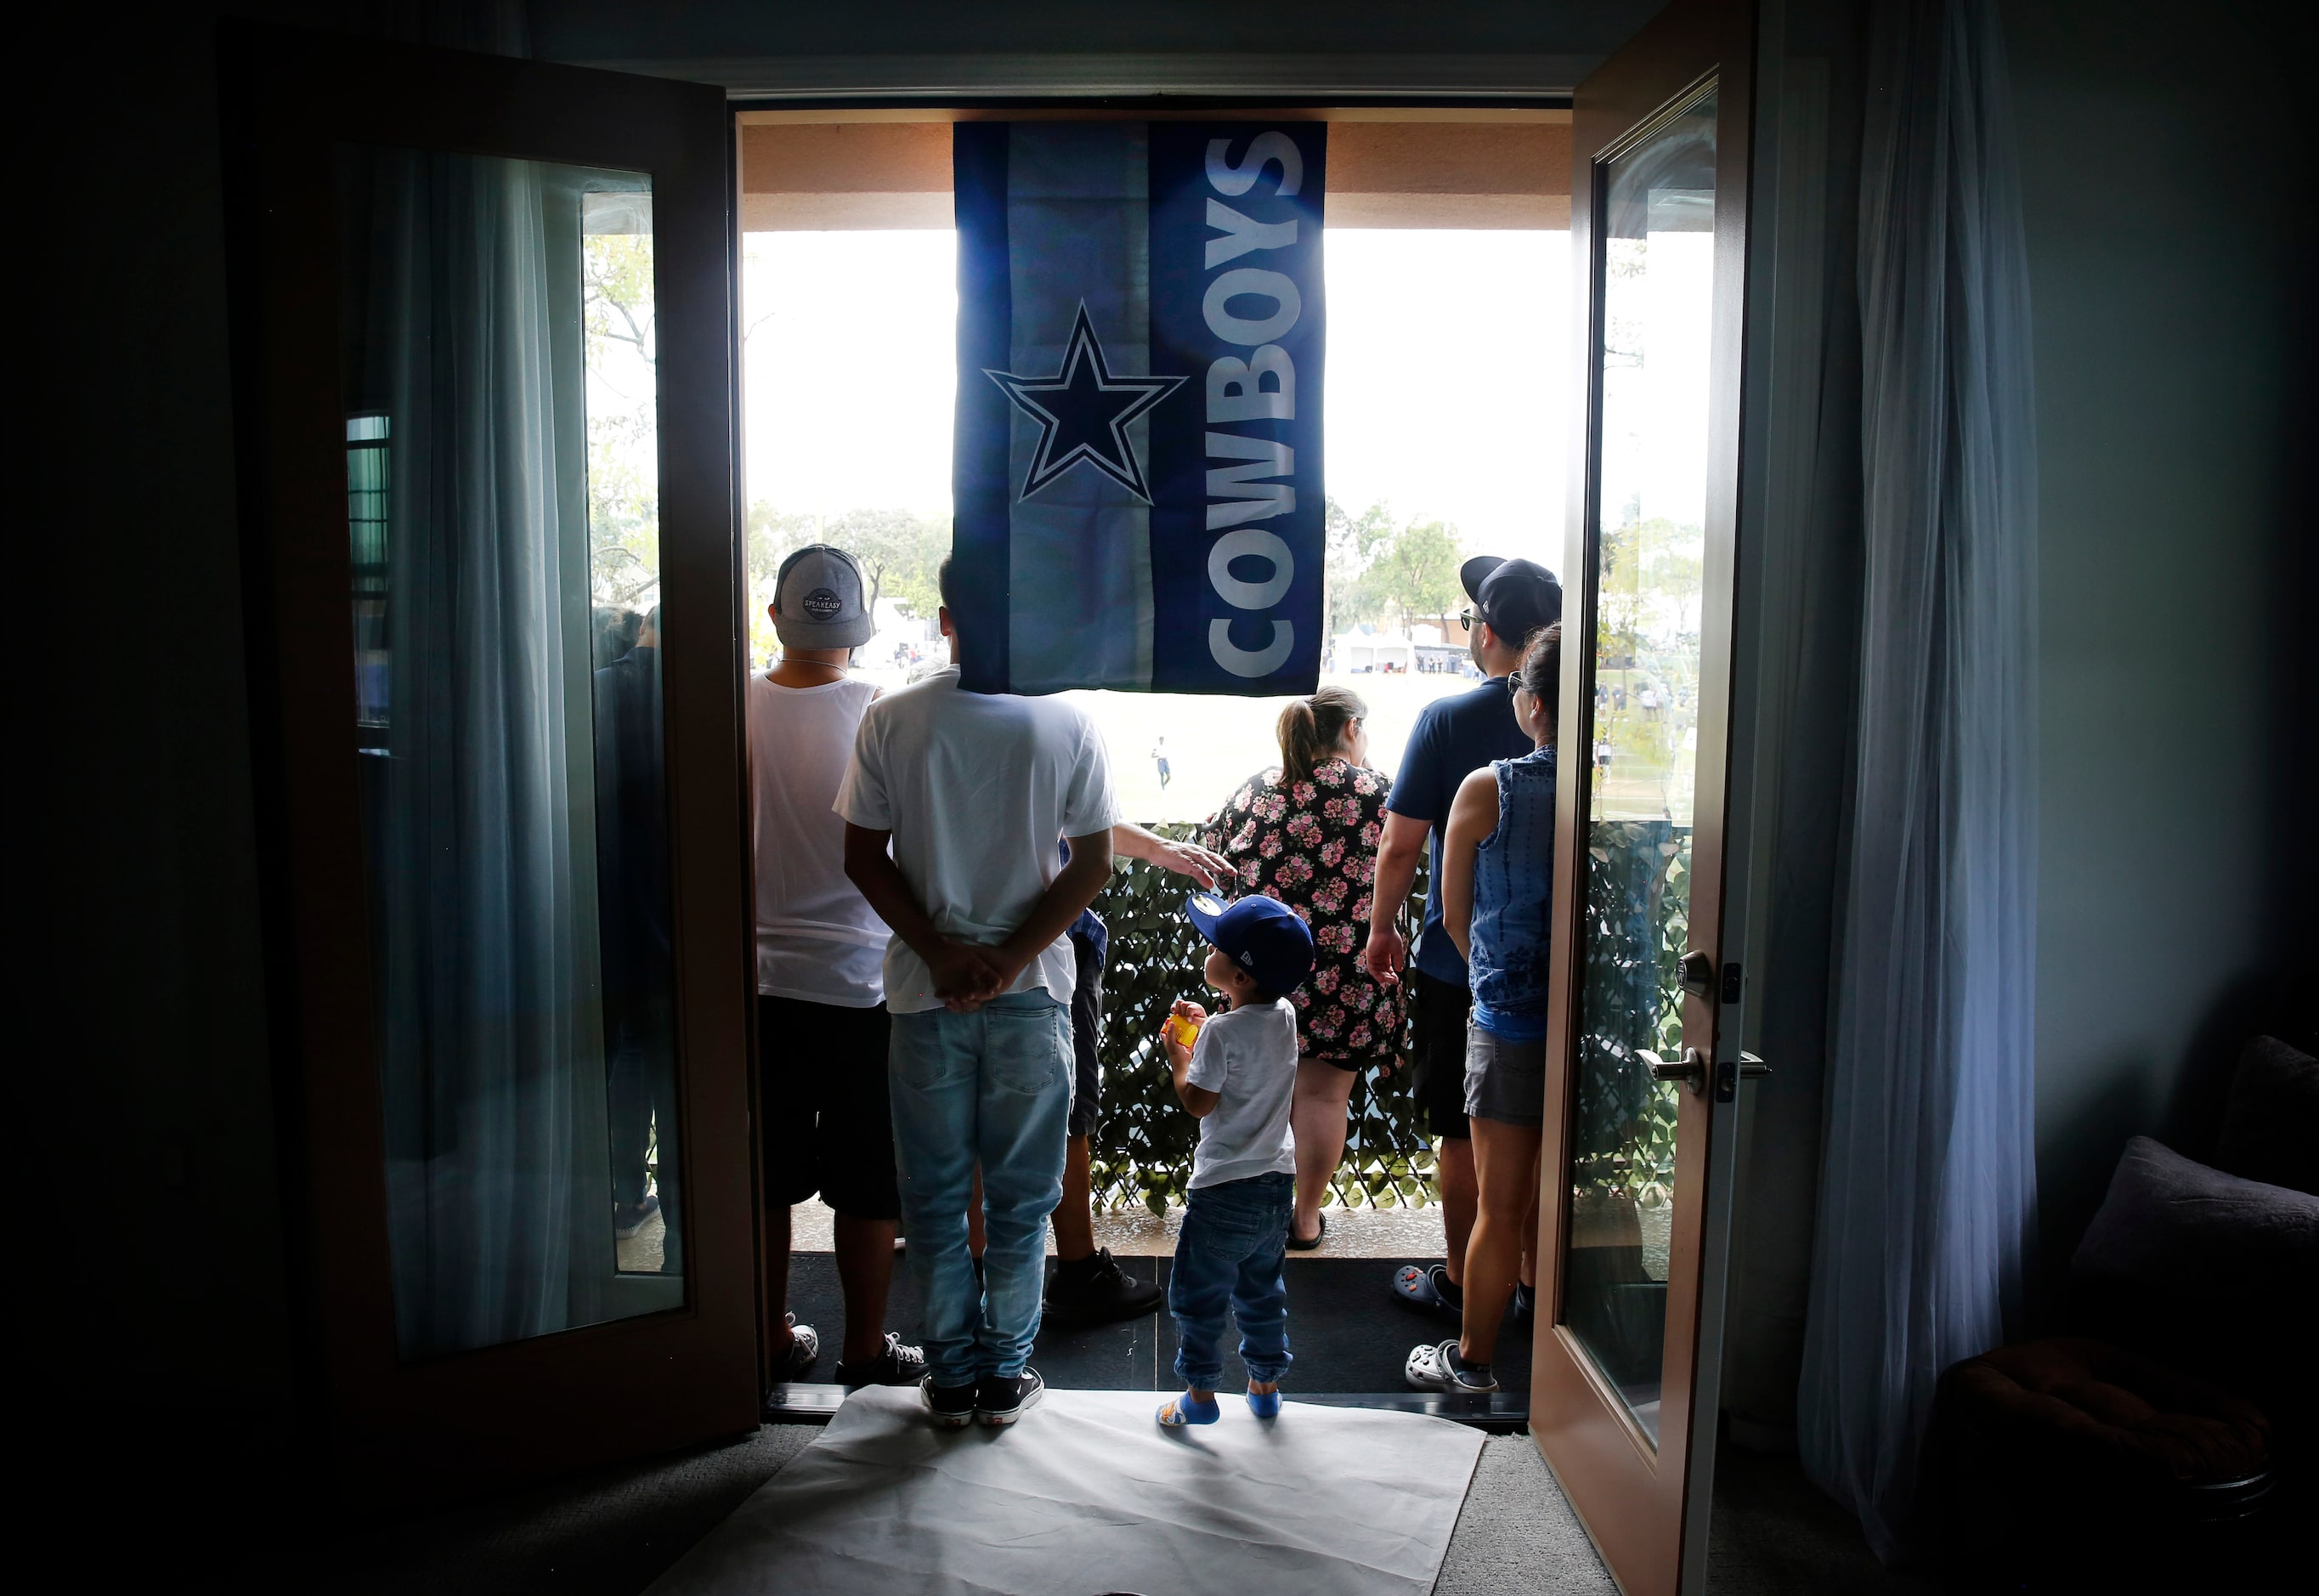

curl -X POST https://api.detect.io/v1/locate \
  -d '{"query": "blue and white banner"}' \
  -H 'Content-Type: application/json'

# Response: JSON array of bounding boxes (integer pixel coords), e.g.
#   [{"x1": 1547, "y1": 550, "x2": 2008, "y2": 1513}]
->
[{"x1": 953, "y1": 122, "x2": 1326, "y2": 696}]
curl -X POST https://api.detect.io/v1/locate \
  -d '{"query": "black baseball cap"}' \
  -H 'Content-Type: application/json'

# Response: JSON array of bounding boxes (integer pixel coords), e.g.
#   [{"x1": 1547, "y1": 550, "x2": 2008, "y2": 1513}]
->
[{"x1": 1460, "y1": 556, "x2": 1564, "y2": 644}]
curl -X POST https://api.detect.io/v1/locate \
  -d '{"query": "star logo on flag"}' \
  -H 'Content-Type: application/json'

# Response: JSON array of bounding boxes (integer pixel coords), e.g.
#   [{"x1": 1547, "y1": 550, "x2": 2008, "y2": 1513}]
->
[{"x1": 986, "y1": 303, "x2": 1186, "y2": 504}]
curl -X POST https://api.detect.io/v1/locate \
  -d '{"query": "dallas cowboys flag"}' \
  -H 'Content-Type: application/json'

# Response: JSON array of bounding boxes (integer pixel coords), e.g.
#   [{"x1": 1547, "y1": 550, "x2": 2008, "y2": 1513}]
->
[{"x1": 953, "y1": 122, "x2": 1326, "y2": 695}]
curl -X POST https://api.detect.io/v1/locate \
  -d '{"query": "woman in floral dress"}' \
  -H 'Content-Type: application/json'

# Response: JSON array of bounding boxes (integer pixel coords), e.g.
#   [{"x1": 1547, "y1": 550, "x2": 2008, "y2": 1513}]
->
[{"x1": 1201, "y1": 685, "x2": 1405, "y2": 1248}]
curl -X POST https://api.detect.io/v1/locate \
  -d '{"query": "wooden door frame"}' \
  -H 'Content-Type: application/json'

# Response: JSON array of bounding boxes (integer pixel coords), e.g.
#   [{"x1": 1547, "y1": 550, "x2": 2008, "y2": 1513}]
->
[
  {"x1": 220, "y1": 20, "x2": 760, "y2": 1508},
  {"x1": 1530, "y1": 3, "x2": 1756, "y2": 1593}
]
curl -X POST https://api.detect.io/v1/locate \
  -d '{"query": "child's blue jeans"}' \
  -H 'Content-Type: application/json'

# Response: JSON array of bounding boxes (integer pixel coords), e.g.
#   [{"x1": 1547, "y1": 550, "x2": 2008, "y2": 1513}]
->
[{"x1": 1168, "y1": 1170, "x2": 1295, "y2": 1390}]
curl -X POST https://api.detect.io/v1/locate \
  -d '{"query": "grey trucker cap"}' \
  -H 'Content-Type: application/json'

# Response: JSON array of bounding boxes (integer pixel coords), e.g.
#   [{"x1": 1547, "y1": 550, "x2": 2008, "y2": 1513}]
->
[{"x1": 772, "y1": 544, "x2": 875, "y2": 648}]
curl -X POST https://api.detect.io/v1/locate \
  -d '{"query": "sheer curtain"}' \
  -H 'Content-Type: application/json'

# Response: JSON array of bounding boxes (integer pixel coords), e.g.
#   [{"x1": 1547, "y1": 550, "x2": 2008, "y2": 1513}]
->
[
  {"x1": 1799, "y1": 0, "x2": 2039, "y2": 1560},
  {"x1": 353, "y1": 147, "x2": 597, "y2": 1357}
]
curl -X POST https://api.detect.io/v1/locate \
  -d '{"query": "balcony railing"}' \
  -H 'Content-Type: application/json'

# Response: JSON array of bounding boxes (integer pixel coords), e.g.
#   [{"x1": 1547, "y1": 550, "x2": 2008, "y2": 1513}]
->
[{"x1": 1083, "y1": 820, "x2": 1692, "y2": 1214}]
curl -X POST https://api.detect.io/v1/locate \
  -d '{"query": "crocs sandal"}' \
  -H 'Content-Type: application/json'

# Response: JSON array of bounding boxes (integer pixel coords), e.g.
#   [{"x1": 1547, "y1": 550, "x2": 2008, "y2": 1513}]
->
[
  {"x1": 1157, "y1": 1391, "x2": 1220, "y2": 1427},
  {"x1": 1392, "y1": 1262, "x2": 1465, "y2": 1325},
  {"x1": 1287, "y1": 1211, "x2": 1327, "y2": 1251},
  {"x1": 1406, "y1": 1338, "x2": 1500, "y2": 1395}
]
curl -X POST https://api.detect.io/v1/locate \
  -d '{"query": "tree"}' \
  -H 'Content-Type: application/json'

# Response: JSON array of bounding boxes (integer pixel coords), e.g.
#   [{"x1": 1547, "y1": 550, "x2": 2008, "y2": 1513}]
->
[
  {"x1": 1363, "y1": 518, "x2": 1465, "y2": 633},
  {"x1": 744, "y1": 503, "x2": 950, "y2": 627},
  {"x1": 581, "y1": 233, "x2": 661, "y2": 610},
  {"x1": 1323, "y1": 496, "x2": 1397, "y2": 638},
  {"x1": 822, "y1": 508, "x2": 949, "y2": 618}
]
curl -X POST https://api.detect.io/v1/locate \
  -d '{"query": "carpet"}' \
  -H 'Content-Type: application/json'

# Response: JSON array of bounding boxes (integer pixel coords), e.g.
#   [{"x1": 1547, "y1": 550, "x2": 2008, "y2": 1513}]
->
[{"x1": 648, "y1": 1386, "x2": 1485, "y2": 1596}]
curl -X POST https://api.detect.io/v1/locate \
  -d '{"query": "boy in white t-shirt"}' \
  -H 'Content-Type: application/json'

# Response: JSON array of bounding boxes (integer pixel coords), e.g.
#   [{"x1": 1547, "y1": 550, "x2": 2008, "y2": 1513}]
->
[
  {"x1": 749, "y1": 546, "x2": 925, "y2": 1401},
  {"x1": 837, "y1": 560, "x2": 1121, "y2": 1430},
  {"x1": 1155, "y1": 892, "x2": 1316, "y2": 1429}
]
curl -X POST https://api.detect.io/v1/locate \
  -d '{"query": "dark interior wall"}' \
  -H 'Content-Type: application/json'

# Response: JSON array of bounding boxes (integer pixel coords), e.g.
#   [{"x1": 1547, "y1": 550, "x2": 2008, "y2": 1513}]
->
[
  {"x1": 527, "y1": 0, "x2": 1663, "y2": 72},
  {"x1": 2003, "y1": 0, "x2": 2316, "y2": 1306},
  {"x1": 1723, "y1": 0, "x2": 2315, "y2": 1443},
  {"x1": 28, "y1": 0, "x2": 381, "y2": 1464}
]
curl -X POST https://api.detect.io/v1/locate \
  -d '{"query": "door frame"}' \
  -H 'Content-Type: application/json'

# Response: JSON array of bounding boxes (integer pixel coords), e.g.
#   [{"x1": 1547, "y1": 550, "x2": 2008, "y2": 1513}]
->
[
  {"x1": 1530, "y1": 3, "x2": 1757, "y2": 1593},
  {"x1": 220, "y1": 21, "x2": 760, "y2": 1507}
]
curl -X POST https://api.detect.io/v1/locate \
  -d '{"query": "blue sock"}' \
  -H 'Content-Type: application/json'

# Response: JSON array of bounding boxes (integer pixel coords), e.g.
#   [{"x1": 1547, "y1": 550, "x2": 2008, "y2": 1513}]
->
[{"x1": 1158, "y1": 1391, "x2": 1220, "y2": 1427}]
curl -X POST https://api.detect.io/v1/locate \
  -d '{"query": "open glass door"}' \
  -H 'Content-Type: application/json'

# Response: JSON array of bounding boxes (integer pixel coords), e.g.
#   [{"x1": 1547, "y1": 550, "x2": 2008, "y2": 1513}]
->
[
  {"x1": 223, "y1": 24, "x2": 757, "y2": 1504},
  {"x1": 1530, "y1": 3, "x2": 1754, "y2": 1593}
]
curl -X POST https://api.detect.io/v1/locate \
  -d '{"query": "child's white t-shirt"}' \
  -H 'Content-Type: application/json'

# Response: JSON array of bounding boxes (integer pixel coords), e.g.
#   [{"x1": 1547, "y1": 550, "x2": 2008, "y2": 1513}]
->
[{"x1": 1184, "y1": 999, "x2": 1300, "y2": 1191}]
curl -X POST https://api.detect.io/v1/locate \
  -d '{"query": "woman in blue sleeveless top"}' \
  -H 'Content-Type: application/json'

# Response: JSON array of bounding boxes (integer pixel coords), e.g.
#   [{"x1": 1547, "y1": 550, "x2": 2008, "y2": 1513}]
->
[{"x1": 1405, "y1": 624, "x2": 1560, "y2": 1397}]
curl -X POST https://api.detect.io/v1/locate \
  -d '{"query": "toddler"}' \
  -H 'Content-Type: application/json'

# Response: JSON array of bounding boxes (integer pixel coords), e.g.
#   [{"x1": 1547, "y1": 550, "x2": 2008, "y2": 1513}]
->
[{"x1": 1156, "y1": 891, "x2": 1316, "y2": 1427}]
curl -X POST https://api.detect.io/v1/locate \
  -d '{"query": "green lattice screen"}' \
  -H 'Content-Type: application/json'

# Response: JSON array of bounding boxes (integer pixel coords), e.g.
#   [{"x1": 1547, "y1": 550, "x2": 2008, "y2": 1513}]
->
[
  {"x1": 1084, "y1": 824, "x2": 1435, "y2": 1214},
  {"x1": 1083, "y1": 821, "x2": 1689, "y2": 1215}
]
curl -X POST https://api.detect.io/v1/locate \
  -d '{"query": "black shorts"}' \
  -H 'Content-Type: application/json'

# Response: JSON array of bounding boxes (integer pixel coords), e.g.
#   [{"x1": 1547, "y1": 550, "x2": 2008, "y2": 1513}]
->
[
  {"x1": 1066, "y1": 931, "x2": 1104, "y2": 1139},
  {"x1": 758, "y1": 993, "x2": 900, "y2": 1221},
  {"x1": 1407, "y1": 967, "x2": 1474, "y2": 1140}
]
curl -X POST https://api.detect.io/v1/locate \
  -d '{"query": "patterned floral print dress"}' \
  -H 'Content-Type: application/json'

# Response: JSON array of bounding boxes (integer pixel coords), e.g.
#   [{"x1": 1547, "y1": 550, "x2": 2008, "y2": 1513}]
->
[{"x1": 1201, "y1": 757, "x2": 1406, "y2": 1070}]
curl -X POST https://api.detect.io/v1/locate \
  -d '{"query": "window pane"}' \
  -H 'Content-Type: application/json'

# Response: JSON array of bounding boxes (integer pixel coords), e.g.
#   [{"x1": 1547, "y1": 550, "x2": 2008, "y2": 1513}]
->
[
  {"x1": 1564, "y1": 87, "x2": 1718, "y2": 1444},
  {"x1": 337, "y1": 146, "x2": 681, "y2": 1359}
]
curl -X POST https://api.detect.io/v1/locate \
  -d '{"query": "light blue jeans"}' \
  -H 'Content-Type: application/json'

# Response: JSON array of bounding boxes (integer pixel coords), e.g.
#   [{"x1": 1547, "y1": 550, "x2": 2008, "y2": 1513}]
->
[{"x1": 889, "y1": 992, "x2": 1073, "y2": 1388}]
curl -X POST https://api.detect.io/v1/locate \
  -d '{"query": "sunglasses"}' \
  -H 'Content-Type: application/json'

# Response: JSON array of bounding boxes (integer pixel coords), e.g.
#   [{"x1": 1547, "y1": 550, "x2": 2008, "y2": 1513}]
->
[{"x1": 1458, "y1": 607, "x2": 1478, "y2": 632}]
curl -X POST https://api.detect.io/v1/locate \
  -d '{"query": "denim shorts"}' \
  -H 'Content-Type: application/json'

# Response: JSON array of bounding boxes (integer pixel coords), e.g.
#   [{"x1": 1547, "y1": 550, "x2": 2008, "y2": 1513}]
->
[{"x1": 1464, "y1": 1022, "x2": 1546, "y2": 1127}]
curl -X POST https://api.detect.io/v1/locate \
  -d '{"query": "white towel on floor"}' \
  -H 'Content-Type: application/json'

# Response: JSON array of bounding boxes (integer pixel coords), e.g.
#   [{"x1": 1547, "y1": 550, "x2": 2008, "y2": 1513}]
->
[{"x1": 649, "y1": 1386, "x2": 1485, "y2": 1596}]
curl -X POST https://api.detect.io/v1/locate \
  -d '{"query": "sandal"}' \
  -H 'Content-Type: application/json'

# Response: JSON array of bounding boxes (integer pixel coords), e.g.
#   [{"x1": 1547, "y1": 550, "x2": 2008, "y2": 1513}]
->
[
  {"x1": 1406, "y1": 1338, "x2": 1500, "y2": 1395},
  {"x1": 1287, "y1": 1211, "x2": 1327, "y2": 1251},
  {"x1": 1156, "y1": 1391, "x2": 1220, "y2": 1428},
  {"x1": 1392, "y1": 1262, "x2": 1466, "y2": 1325}
]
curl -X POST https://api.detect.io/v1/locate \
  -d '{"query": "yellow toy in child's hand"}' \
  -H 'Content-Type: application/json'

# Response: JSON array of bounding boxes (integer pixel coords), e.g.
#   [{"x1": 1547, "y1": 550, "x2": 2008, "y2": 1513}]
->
[{"x1": 1163, "y1": 1012, "x2": 1203, "y2": 1050}]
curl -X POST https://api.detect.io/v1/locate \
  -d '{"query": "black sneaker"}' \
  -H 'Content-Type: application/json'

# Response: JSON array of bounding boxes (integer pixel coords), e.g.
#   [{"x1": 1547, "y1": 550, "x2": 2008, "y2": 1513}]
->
[
  {"x1": 1044, "y1": 1248, "x2": 1164, "y2": 1327},
  {"x1": 974, "y1": 1367, "x2": 1046, "y2": 1428},
  {"x1": 613, "y1": 1192, "x2": 661, "y2": 1241},
  {"x1": 835, "y1": 1333, "x2": 928, "y2": 1388},
  {"x1": 922, "y1": 1375, "x2": 977, "y2": 1429},
  {"x1": 1405, "y1": 1338, "x2": 1500, "y2": 1395}
]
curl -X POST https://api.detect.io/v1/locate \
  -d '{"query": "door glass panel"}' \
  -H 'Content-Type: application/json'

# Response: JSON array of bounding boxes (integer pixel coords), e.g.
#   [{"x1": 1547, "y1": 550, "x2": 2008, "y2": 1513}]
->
[
  {"x1": 337, "y1": 146, "x2": 682, "y2": 1359},
  {"x1": 1566, "y1": 86, "x2": 1717, "y2": 1445}
]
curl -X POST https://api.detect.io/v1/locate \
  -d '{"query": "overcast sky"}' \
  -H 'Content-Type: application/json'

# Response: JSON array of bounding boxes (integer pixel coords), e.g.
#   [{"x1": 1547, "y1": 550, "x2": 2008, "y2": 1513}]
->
[{"x1": 741, "y1": 227, "x2": 1573, "y2": 576}]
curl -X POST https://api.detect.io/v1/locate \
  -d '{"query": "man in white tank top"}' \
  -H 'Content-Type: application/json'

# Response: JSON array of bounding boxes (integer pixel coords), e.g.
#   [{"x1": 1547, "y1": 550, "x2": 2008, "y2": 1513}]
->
[{"x1": 749, "y1": 545, "x2": 926, "y2": 1403}]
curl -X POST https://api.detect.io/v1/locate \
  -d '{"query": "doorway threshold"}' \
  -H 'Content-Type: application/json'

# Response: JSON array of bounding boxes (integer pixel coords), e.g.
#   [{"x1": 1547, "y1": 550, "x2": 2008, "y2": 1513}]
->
[{"x1": 765, "y1": 1382, "x2": 1529, "y2": 1433}]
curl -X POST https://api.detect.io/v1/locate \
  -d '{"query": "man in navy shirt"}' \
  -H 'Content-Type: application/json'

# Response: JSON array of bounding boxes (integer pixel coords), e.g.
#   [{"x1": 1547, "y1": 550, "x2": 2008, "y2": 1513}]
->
[{"x1": 1366, "y1": 557, "x2": 1561, "y2": 1323}]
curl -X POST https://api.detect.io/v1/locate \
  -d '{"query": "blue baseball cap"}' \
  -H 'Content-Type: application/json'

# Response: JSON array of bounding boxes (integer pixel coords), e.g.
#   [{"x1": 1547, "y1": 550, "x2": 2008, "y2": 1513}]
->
[{"x1": 1185, "y1": 891, "x2": 1315, "y2": 998}]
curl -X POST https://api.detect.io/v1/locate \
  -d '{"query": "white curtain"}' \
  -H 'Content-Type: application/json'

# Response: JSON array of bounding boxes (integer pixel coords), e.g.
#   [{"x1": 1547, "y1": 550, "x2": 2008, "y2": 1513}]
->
[
  {"x1": 357, "y1": 147, "x2": 594, "y2": 1357},
  {"x1": 1799, "y1": 0, "x2": 2039, "y2": 1561}
]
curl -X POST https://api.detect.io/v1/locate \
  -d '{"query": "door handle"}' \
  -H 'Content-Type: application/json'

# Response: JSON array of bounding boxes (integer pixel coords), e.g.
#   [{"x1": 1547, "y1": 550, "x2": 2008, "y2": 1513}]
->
[
  {"x1": 1714, "y1": 1051, "x2": 1772, "y2": 1103},
  {"x1": 1641, "y1": 1048, "x2": 1770, "y2": 1101},
  {"x1": 1639, "y1": 1047, "x2": 1706, "y2": 1095}
]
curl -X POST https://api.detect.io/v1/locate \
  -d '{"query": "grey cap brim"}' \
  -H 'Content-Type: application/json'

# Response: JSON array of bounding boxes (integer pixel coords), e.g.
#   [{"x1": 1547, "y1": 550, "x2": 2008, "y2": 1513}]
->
[{"x1": 773, "y1": 612, "x2": 875, "y2": 648}]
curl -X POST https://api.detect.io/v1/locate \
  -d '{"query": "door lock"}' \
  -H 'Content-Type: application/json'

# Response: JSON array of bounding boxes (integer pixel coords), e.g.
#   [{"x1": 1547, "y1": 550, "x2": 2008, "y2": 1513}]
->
[
  {"x1": 1677, "y1": 950, "x2": 1715, "y2": 997},
  {"x1": 1639, "y1": 1047, "x2": 1707, "y2": 1095}
]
